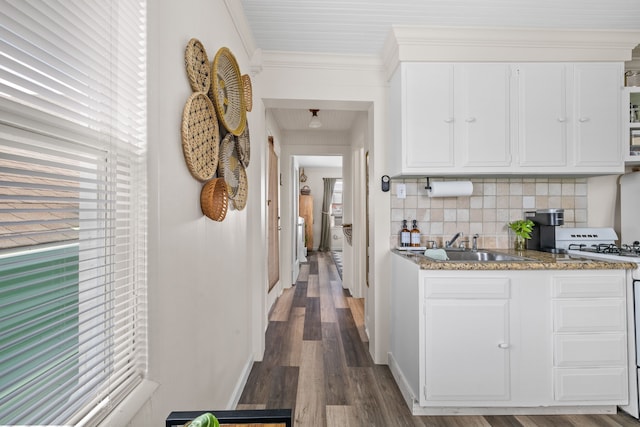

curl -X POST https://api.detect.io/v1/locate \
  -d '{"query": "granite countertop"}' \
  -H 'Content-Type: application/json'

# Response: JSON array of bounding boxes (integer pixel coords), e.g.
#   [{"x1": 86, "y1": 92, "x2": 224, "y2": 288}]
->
[{"x1": 392, "y1": 248, "x2": 638, "y2": 271}]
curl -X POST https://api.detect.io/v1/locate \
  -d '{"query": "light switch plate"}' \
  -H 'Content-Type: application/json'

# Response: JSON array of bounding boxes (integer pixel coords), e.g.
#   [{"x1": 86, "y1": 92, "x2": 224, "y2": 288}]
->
[{"x1": 397, "y1": 183, "x2": 406, "y2": 199}]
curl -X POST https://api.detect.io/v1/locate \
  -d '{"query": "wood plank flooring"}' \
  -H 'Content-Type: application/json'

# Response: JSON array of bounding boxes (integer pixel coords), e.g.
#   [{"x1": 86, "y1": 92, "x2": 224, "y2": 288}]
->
[{"x1": 237, "y1": 252, "x2": 640, "y2": 427}]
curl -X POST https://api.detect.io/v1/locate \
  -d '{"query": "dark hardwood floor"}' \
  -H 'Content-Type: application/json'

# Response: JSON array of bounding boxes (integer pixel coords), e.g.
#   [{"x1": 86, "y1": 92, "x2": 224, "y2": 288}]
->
[{"x1": 237, "y1": 252, "x2": 640, "y2": 426}]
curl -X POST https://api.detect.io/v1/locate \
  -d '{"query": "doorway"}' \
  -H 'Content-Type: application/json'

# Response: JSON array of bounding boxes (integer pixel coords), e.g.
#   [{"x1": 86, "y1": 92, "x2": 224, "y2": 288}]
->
[{"x1": 267, "y1": 137, "x2": 279, "y2": 291}]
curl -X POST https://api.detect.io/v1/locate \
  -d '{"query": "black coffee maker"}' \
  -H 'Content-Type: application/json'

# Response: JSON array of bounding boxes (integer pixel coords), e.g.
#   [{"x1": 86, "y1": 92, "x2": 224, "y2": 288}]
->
[{"x1": 524, "y1": 209, "x2": 566, "y2": 253}]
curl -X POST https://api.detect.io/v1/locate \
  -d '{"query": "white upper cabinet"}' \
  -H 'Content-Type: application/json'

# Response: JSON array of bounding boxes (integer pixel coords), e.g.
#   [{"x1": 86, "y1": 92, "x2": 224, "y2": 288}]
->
[
  {"x1": 514, "y1": 63, "x2": 568, "y2": 168},
  {"x1": 572, "y1": 63, "x2": 623, "y2": 170},
  {"x1": 456, "y1": 64, "x2": 512, "y2": 169},
  {"x1": 389, "y1": 61, "x2": 625, "y2": 177}
]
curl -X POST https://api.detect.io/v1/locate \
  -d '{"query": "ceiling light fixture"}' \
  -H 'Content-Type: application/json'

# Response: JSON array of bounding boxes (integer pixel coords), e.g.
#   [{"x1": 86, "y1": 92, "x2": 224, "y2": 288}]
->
[{"x1": 308, "y1": 109, "x2": 322, "y2": 128}]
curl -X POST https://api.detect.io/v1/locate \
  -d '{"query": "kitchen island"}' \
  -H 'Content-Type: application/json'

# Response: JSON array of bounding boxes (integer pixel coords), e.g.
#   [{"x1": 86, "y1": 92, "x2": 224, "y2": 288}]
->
[{"x1": 390, "y1": 249, "x2": 637, "y2": 416}]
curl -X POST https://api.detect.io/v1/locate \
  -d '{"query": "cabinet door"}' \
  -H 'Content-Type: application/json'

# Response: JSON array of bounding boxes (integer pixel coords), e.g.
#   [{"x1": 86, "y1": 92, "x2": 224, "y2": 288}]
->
[
  {"x1": 424, "y1": 299, "x2": 510, "y2": 402},
  {"x1": 456, "y1": 64, "x2": 511, "y2": 168},
  {"x1": 515, "y1": 63, "x2": 568, "y2": 167},
  {"x1": 572, "y1": 63, "x2": 623, "y2": 167},
  {"x1": 404, "y1": 63, "x2": 455, "y2": 169}
]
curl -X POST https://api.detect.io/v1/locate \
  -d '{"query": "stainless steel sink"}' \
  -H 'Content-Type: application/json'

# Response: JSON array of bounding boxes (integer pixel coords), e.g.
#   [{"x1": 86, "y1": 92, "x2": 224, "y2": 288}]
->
[{"x1": 425, "y1": 250, "x2": 533, "y2": 262}]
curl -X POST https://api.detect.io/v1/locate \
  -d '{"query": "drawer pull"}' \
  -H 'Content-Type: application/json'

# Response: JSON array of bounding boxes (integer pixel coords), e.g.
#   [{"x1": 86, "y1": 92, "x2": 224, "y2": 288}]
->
[{"x1": 498, "y1": 343, "x2": 510, "y2": 349}]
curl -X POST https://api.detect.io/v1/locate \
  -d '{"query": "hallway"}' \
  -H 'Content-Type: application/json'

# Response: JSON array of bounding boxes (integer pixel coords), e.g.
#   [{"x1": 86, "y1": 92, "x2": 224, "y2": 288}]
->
[{"x1": 237, "y1": 252, "x2": 640, "y2": 426}]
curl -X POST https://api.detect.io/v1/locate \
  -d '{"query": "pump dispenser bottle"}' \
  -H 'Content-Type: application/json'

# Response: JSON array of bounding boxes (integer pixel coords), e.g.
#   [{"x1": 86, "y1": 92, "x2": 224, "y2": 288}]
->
[
  {"x1": 410, "y1": 220, "x2": 421, "y2": 247},
  {"x1": 400, "y1": 220, "x2": 410, "y2": 247}
]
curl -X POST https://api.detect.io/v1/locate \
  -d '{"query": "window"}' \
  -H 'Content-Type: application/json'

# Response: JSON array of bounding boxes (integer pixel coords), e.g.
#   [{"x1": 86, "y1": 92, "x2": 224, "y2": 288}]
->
[{"x1": 0, "y1": 1, "x2": 147, "y2": 425}]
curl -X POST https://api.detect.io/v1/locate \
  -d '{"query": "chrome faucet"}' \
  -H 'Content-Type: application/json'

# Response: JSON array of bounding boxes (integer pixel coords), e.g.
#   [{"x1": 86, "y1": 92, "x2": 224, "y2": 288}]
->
[
  {"x1": 445, "y1": 232, "x2": 463, "y2": 248},
  {"x1": 472, "y1": 233, "x2": 479, "y2": 251}
]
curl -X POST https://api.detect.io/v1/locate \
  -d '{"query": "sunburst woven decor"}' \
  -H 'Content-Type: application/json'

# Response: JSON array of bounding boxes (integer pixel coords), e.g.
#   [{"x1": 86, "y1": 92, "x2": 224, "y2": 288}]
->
[{"x1": 210, "y1": 47, "x2": 246, "y2": 136}]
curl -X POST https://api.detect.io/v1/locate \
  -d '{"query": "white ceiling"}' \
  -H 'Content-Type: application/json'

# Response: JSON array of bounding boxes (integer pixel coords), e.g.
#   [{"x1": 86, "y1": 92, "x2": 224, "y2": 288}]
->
[
  {"x1": 240, "y1": 0, "x2": 640, "y2": 141},
  {"x1": 240, "y1": 0, "x2": 640, "y2": 56}
]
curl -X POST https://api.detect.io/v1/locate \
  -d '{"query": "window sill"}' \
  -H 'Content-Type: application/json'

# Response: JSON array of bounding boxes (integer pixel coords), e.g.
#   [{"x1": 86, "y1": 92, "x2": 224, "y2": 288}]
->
[{"x1": 97, "y1": 379, "x2": 159, "y2": 427}]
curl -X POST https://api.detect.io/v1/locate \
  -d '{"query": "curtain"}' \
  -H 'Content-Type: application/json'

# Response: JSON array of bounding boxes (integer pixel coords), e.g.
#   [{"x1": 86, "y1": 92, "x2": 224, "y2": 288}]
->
[{"x1": 318, "y1": 178, "x2": 337, "y2": 251}]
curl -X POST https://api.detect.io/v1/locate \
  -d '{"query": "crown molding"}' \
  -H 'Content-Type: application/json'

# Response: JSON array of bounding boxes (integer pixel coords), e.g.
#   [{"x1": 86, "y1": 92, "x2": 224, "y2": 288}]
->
[
  {"x1": 223, "y1": 0, "x2": 257, "y2": 61},
  {"x1": 383, "y1": 26, "x2": 640, "y2": 80},
  {"x1": 258, "y1": 50, "x2": 384, "y2": 74}
]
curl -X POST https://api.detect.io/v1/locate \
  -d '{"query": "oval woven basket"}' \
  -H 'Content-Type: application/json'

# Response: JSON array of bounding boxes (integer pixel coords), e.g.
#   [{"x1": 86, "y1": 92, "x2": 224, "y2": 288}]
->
[
  {"x1": 232, "y1": 163, "x2": 248, "y2": 211},
  {"x1": 181, "y1": 92, "x2": 219, "y2": 182},
  {"x1": 200, "y1": 178, "x2": 228, "y2": 221},
  {"x1": 210, "y1": 47, "x2": 246, "y2": 136},
  {"x1": 184, "y1": 38, "x2": 211, "y2": 93},
  {"x1": 218, "y1": 132, "x2": 241, "y2": 198},
  {"x1": 241, "y1": 74, "x2": 252, "y2": 112},
  {"x1": 236, "y1": 122, "x2": 250, "y2": 168}
]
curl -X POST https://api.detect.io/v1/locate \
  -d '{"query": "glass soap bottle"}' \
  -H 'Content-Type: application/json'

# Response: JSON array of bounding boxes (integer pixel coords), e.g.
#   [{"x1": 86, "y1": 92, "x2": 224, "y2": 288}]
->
[
  {"x1": 410, "y1": 220, "x2": 421, "y2": 247},
  {"x1": 400, "y1": 220, "x2": 410, "y2": 247}
]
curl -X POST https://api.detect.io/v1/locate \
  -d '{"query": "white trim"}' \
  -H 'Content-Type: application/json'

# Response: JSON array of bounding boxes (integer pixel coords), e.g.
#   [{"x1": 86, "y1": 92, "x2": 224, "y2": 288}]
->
[
  {"x1": 382, "y1": 26, "x2": 640, "y2": 80},
  {"x1": 226, "y1": 354, "x2": 255, "y2": 409},
  {"x1": 259, "y1": 50, "x2": 384, "y2": 73},
  {"x1": 388, "y1": 352, "x2": 417, "y2": 412},
  {"x1": 222, "y1": 0, "x2": 257, "y2": 60},
  {"x1": 96, "y1": 380, "x2": 158, "y2": 427}
]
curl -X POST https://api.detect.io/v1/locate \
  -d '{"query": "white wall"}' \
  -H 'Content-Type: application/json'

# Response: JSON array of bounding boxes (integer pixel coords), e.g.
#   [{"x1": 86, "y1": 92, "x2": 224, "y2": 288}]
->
[{"x1": 127, "y1": 1, "x2": 269, "y2": 425}]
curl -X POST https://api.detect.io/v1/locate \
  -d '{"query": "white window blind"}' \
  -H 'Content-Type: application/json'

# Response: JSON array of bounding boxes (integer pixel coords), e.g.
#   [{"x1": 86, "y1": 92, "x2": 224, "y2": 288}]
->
[{"x1": 0, "y1": 1, "x2": 147, "y2": 426}]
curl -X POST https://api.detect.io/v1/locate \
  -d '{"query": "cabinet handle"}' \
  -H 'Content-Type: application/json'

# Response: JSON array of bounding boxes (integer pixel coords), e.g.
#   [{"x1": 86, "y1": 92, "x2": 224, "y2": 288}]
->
[
  {"x1": 465, "y1": 117, "x2": 476, "y2": 123},
  {"x1": 497, "y1": 343, "x2": 510, "y2": 349},
  {"x1": 444, "y1": 118, "x2": 454, "y2": 123},
  {"x1": 557, "y1": 117, "x2": 567, "y2": 123},
  {"x1": 579, "y1": 117, "x2": 590, "y2": 123}
]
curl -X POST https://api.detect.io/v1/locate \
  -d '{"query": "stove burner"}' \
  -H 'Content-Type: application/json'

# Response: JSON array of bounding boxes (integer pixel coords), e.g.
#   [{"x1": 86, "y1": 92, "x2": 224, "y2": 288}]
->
[{"x1": 571, "y1": 242, "x2": 640, "y2": 257}]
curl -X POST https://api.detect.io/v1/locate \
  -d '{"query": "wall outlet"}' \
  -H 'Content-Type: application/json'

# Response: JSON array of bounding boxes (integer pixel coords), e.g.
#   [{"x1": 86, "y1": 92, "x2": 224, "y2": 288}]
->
[{"x1": 397, "y1": 183, "x2": 406, "y2": 199}]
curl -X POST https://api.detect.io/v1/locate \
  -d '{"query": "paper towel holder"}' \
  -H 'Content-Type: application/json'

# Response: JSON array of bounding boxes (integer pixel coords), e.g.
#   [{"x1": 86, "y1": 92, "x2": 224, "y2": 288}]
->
[{"x1": 425, "y1": 177, "x2": 432, "y2": 190}]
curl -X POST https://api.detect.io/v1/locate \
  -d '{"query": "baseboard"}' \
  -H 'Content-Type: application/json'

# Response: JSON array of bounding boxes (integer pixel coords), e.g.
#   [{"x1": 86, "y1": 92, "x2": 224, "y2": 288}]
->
[
  {"x1": 387, "y1": 352, "x2": 416, "y2": 412},
  {"x1": 226, "y1": 354, "x2": 254, "y2": 409}
]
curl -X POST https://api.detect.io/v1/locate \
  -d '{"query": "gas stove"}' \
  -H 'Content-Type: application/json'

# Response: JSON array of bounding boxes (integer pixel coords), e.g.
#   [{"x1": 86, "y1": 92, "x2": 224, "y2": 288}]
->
[
  {"x1": 570, "y1": 242, "x2": 640, "y2": 258},
  {"x1": 554, "y1": 227, "x2": 640, "y2": 280}
]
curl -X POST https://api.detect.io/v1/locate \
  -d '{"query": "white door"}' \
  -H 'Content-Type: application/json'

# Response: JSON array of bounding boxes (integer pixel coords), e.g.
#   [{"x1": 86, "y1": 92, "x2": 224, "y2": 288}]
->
[
  {"x1": 424, "y1": 299, "x2": 511, "y2": 401},
  {"x1": 515, "y1": 63, "x2": 568, "y2": 167},
  {"x1": 456, "y1": 63, "x2": 511, "y2": 168},
  {"x1": 404, "y1": 63, "x2": 455, "y2": 169},
  {"x1": 572, "y1": 63, "x2": 622, "y2": 167}
]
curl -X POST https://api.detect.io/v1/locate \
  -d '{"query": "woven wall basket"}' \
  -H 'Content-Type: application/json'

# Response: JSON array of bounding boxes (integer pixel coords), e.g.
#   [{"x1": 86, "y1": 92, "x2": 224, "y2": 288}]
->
[
  {"x1": 218, "y1": 133, "x2": 241, "y2": 198},
  {"x1": 184, "y1": 38, "x2": 211, "y2": 93},
  {"x1": 232, "y1": 163, "x2": 248, "y2": 211},
  {"x1": 181, "y1": 92, "x2": 219, "y2": 182},
  {"x1": 241, "y1": 74, "x2": 253, "y2": 112},
  {"x1": 236, "y1": 122, "x2": 250, "y2": 168},
  {"x1": 210, "y1": 47, "x2": 246, "y2": 136},
  {"x1": 200, "y1": 178, "x2": 228, "y2": 221}
]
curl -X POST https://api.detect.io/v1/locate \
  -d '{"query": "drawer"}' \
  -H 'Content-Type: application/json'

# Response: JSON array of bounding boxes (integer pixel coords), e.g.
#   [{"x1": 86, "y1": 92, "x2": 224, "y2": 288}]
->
[
  {"x1": 552, "y1": 274, "x2": 625, "y2": 298},
  {"x1": 553, "y1": 299, "x2": 625, "y2": 332},
  {"x1": 554, "y1": 367, "x2": 628, "y2": 402},
  {"x1": 554, "y1": 333, "x2": 627, "y2": 367},
  {"x1": 424, "y1": 277, "x2": 510, "y2": 299}
]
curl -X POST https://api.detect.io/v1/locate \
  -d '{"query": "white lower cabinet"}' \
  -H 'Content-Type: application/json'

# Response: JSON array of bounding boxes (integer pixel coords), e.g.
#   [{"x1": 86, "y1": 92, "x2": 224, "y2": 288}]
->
[
  {"x1": 551, "y1": 274, "x2": 628, "y2": 403},
  {"x1": 389, "y1": 256, "x2": 629, "y2": 414},
  {"x1": 424, "y1": 290, "x2": 511, "y2": 402}
]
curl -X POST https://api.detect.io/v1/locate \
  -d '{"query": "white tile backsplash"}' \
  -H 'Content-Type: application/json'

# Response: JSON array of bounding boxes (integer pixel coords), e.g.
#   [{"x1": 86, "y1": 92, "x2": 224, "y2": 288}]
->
[{"x1": 390, "y1": 177, "x2": 588, "y2": 249}]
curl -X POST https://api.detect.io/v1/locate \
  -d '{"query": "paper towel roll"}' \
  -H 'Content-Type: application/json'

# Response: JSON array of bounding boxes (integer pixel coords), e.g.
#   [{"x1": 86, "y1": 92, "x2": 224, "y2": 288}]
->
[{"x1": 427, "y1": 181, "x2": 473, "y2": 198}]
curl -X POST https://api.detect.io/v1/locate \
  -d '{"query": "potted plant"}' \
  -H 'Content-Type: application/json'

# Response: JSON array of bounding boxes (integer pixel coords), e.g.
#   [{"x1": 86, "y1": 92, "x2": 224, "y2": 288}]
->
[{"x1": 507, "y1": 219, "x2": 534, "y2": 251}]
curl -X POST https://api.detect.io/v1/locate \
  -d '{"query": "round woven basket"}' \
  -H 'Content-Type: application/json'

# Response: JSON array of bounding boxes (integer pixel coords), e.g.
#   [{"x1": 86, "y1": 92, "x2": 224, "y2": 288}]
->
[
  {"x1": 210, "y1": 47, "x2": 246, "y2": 136},
  {"x1": 218, "y1": 133, "x2": 241, "y2": 198},
  {"x1": 184, "y1": 38, "x2": 211, "y2": 93},
  {"x1": 200, "y1": 178, "x2": 228, "y2": 221},
  {"x1": 241, "y1": 74, "x2": 252, "y2": 112},
  {"x1": 236, "y1": 122, "x2": 250, "y2": 168},
  {"x1": 181, "y1": 92, "x2": 219, "y2": 182},
  {"x1": 231, "y1": 163, "x2": 248, "y2": 211}
]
